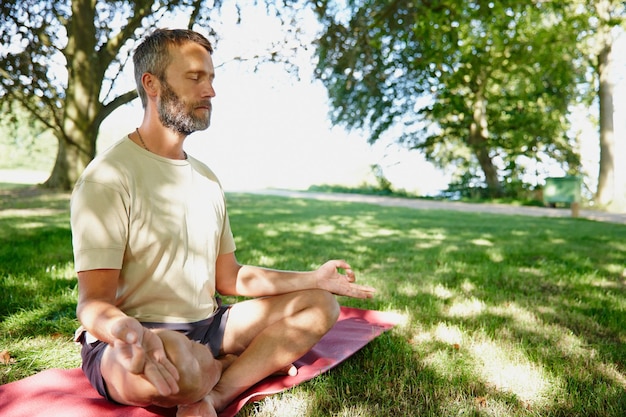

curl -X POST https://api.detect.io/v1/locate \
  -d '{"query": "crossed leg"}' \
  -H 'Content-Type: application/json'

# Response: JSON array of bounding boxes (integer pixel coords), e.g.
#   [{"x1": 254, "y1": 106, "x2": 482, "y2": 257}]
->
[
  {"x1": 100, "y1": 288, "x2": 339, "y2": 416},
  {"x1": 100, "y1": 329, "x2": 223, "y2": 409},
  {"x1": 178, "y1": 289, "x2": 340, "y2": 416}
]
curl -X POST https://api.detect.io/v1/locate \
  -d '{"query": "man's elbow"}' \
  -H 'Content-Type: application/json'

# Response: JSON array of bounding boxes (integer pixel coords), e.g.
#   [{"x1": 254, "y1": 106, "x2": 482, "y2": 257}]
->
[{"x1": 215, "y1": 281, "x2": 238, "y2": 296}]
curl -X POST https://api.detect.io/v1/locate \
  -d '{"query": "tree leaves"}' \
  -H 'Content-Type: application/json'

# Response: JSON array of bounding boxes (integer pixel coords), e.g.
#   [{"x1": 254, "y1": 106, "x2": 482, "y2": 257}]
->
[{"x1": 311, "y1": 0, "x2": 589, "y2": 195}]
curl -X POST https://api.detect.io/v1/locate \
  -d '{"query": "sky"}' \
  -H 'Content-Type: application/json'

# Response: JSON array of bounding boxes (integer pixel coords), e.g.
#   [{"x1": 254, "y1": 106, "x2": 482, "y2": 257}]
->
[
  {"x1": 97, "y1": 3, "x2": 625, "y2": 197},
  {"x1": 97, "y1": 4, "x2": 452, "y2": 195}
]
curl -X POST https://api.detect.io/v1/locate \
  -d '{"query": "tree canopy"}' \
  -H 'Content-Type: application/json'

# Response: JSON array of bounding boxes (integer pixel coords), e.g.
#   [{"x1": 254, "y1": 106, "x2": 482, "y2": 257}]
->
[
  {"x1": 1, "y1": 0, "x2": 624, "y2": 201},
  {"x1": 0, "y1": 0, "x2": 223, "y2": 189},
  {"x1": 311, "y1": 0, "x2": 593, "y2": 196}
]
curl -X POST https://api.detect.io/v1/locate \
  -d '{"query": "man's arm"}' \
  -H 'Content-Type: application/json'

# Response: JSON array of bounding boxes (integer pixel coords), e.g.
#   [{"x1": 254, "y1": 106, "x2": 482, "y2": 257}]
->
[
  {"x1": 76, "y1": 269, "x2": 180, "y2": 396},
  {"x1": 76, "y1": 269, "x2": 128, "y2": 343},
  {"x1": 214, "y1": 252, "x2": 376, "y2": 299}
]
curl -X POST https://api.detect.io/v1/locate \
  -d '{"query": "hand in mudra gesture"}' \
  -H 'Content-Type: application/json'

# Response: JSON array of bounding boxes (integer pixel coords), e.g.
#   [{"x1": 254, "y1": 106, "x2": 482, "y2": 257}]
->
[
  {"x1": 314, "y1": 260, "x2": 376, "y2": 299},
  {"x1": 110, "y1": 317, "x2": 181, "y2": 396}
]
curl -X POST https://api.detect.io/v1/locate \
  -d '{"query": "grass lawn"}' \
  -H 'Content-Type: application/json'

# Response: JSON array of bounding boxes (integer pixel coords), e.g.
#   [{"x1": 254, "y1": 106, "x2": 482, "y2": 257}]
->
[{"x1": 1, "y1": 185, "x2": 625, "y2": 416}]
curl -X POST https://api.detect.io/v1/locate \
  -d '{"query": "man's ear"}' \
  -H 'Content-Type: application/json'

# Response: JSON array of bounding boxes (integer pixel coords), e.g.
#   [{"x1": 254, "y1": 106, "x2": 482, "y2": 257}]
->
[{"x1": 142, "y1": 72, "x2": 160, "y2": 99}]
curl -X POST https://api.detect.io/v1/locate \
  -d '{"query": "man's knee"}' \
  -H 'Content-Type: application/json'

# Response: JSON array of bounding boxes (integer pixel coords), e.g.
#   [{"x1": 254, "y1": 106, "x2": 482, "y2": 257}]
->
[
  {"x1": 152, "y1": 330, "x2": 221, "y2": 407},
  {"x1": 101, "y1": 330, "x2": 217, "y2": 407},
  {"x1": 305, "y1": 289, "x2": 340, "y2": 333}
]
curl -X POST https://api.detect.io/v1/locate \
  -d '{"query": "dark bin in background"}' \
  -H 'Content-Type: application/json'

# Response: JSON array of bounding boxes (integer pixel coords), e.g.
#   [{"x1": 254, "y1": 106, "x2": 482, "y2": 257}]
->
[
  {"x1": 543, "y1": 176, "x2": 582, "y2": 205},
  {"x1": 543, "y1": 176, "x2": 582, "y2": 217}
]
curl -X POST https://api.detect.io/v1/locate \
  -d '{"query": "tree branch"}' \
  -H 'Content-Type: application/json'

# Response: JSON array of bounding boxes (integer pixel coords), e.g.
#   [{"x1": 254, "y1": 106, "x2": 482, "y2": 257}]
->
[
  {"x1": 187, "y1": 0, "x2": 205, "y2": 29},
  {"x1": 97, "y1": 89, "x2": 138, "y2": 127},
  {"x1": 102, "y1": 0, "x2": 157, "y2": 68}
]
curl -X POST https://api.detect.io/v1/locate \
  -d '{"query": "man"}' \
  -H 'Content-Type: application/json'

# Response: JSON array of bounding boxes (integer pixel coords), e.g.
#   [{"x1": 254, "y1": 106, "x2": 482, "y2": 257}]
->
[{"x1": 71, "y1": 28, "x2": 375, "y2": 417}]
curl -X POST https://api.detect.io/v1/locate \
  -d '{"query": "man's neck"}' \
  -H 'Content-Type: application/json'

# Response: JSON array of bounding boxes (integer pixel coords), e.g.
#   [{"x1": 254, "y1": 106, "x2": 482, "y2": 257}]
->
[{"x1": 134, "y1": 123, "x2": 188, "y2": 160}]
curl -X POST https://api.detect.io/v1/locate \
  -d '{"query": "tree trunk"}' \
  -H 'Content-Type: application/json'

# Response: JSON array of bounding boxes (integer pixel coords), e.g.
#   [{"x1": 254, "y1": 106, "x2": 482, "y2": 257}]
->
[
  {"x1": 43, "y1": 0, "x2": 100, "y2": 190},
  {"x1": 43, "y1": 128, "x2": 97, "y2": 190},
  {"x1": 595, "y1": 0, "x2": 616, "y2": 207},
  {"x1": 469, "y1": 87, "x2": 503, "y2": 197},
  {"x1": 43, "y1": 136, "x2": 72, "y2": 190}
]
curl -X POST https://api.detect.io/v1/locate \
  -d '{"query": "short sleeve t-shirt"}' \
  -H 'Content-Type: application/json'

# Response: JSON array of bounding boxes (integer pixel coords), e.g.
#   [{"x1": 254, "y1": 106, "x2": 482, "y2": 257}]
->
[{"x1": 70, "y1": 137, "x2": 236, "y2": 323}]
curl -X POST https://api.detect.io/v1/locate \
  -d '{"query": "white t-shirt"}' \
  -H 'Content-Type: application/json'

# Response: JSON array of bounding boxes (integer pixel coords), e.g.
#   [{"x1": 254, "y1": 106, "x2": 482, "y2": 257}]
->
[{"x1": 70, "y1": 137, "x2": 236, "y2": 323}]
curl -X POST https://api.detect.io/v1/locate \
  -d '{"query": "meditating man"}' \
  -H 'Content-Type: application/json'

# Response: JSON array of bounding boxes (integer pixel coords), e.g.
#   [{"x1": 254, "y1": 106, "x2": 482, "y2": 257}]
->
[{"x1": 70, "y1": 28, "x2": 375, "y2": 417}]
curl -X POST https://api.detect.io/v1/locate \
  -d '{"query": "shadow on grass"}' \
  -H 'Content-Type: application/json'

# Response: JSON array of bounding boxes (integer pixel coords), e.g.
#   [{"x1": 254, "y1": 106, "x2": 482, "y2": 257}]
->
[
  {"x1": 0, "y1": 185, "x2": 76, "y2": 339},
  {"x1": 228, "y1": 193, "x2": 626, "y2": 417},
  {"x1": 2, "y1": 188, "x2": 625, "y2": 415}
]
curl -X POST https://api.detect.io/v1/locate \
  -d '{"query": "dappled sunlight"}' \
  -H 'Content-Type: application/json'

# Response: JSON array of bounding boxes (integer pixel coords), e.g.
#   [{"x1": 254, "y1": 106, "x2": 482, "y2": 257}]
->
[
  {"x1": 358, "y1": 227, "x2": 397, "y2": 238},
  {"x1": 329, "y1": 214, "x2": 379, "y2": 236},
  {"x1": 385, "y1": 309, "x2": 411, "y2": 327},
  {"x1": 471, "y1": 238, "x2": 493, "y2": 246},
  {"x1": 490, "y1": 303, "x2": 544, "y2": 329},
  {"x1": 486, "y1": 247, "x2": 505, "y2": 263},
  {"x1": 1, "y1": 299, "x2": 77, "y2": 339},
  {"x1": 602, "y1": 263, "x2": 624, "y2": 276},
  {"x1": 45, "y1": 261, "x2": 75, "y2": 280},
  {"x1": 352, "y1": 244, "x2": 370, "y2": 254},
  {"x1": 548, "y1": 237, "x2": 567, "y2": 245},
  {"x1": 3, "y1": 187, "x2": 626, "y2": 415},
  {"x1": 517, "y1": 266, "x2": 544, "y2": 277},
  {"x1": 591, "y1": 278, "x2": 626, "y2": 289},
  {"x1": 486, "y1": 248, "x2": 506, "y2": 263},
  {"x1": 225, "y1": 194, "x2": 626, "y2": 414},
  {"x1": 414, "y1": 240, "x2": 442, "y2": 249},
  {"x1": 468, "y1": 300, "x2": 626, "y2": 406},
  {"x1": 434, "y1": 322, "x2": 464, "y2": 346},
  {"x1": 261, "y1": 222, "x2": 340, "y2": 236},
  {"x1": 0, "y1": 208, "x2": 70, "y2": 233},
  {"x1": 397, "y1": 281, "x2": 421, "y2": 297},
  {"x1": 491, "y1": 302, "x2": 590, "y2": 359},
  {"x1": 407, "y1": 229, "x2": 447, "y2": 240},
  {"x1": 597, "y1": 363, "x2": 626, "y2": 389},
  {"x1": 510, "y1": 230, "x2": 530, "y2": 237},
  {"x1": 431, "y1": 280, "x2": 479, "y2": 303},
  {"x1": 410, "y1": 299, "x2": 581, "y2": 408},
  {"x1": 246, "y1": 392, "x2": 312, "y2": 417},
  {"x1": 309, "y1": 224, "x2": 338, "y2": 235},
  {"x1": 240, "y1": 247, "x2": 280, "y2": 268},
  {"x1": 468, "y1": 339, "x2": 553, "y2": 405},
  {"x1": 411, "y1": 322, "x2": 463, "y2": 347},
  {"x1": 592, "y1": 264, "x2": 626, "y2": 287},
  {"x1": 257, "y1": 223, "x2": 280, "y2": 237},
  {"x1": 432, "y1": 283, "x2": 454, "y2": 300},
  {"x1": 257, "y1": 220, "x2": 339, "y2": 236},
  {"x1": 414, "y1": 318, "x2": 557, "y2": 407},
  {"x1": 14, "y1": 221, "x2": 49, "y2": 230},
  {"x1": 422, "y1": 348, "x2": 462, "y2": 381},
  {"x1": 256, "y1": 255, "x2": 279, "y2": 267},
  {"x1": 409, "y1": 228, "x2": 447, "y2": 249},
  {"x1": 442, "y1": 244, "x2": 461, "y2": 254},
  {"x1": 0, "y1": 208, "x2": 65, "y2": 219},
  {"x1": 335, "y1": 404, "x2": 378, "y2": 417},
  {"x1": 461, "y1": 280, "x2": 476, "y2": 293},
  {"x1": 448, "y1": 297, "x2": 486, "y2": 317}
]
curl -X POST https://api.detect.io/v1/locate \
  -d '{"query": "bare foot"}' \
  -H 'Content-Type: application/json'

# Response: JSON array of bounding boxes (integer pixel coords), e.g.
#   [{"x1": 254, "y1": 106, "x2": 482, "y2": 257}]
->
[
  {"x1": 176, "y1": 396, "x2": 217, "y2": 417},
  {"x1": 272, "y1": 363, "x2": 298, "y2": 377}
]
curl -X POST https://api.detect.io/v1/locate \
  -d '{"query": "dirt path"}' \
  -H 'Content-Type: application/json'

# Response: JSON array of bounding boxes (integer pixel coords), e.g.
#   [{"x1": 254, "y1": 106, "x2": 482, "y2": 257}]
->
[{"x1": 242, "y1": 189, "x2": 626, "y2": 225}]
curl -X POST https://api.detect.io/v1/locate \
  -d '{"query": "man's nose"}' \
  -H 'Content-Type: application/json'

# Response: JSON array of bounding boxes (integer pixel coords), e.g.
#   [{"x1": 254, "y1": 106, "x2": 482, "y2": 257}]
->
[{"x1": 202, "y1": 80, "x2": 216, "y2": 98}]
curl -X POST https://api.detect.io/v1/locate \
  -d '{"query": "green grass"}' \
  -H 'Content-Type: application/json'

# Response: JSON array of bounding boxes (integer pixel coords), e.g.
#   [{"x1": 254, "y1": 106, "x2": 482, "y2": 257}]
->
[
  {"x1": 1, "y1": 186, "x2": 625, "y2": 416},
  {"x1": 0, "y1": 186, "x2": 79, "y2": 383}
]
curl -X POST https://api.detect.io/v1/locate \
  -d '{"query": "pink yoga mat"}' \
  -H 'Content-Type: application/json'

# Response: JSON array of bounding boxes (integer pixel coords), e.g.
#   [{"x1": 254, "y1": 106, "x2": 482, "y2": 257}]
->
[{"x1": 0, "y1": 307, "x2": 400, "y2": 417}]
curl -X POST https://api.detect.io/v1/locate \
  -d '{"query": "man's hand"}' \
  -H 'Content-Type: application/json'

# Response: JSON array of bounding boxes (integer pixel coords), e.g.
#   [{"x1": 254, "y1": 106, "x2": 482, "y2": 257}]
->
[
  {"x1": 314, "y1": 260, "x2": 376, "y2": 299},
  {"x1": 110, "y1": 317, "x2": 181, "y2": 396}
]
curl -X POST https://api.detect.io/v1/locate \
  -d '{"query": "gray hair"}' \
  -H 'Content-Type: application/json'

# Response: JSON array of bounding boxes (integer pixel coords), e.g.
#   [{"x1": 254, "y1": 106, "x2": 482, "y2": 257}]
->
[{"x1": 133, "y1": 28, "x2": 213, "y2": 107}]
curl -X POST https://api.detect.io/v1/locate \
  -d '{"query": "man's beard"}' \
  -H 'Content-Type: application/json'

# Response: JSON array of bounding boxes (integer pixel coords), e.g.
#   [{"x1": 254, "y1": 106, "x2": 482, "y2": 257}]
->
[{"x1": 157, "y1": 80, "x2": 211, "y2": 136}]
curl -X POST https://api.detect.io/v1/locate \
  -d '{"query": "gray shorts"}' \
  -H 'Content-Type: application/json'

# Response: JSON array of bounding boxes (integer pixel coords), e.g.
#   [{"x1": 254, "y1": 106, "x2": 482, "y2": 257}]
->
[{"x1": 77, "y1": 304, "x2": 230, "y2": 402}]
